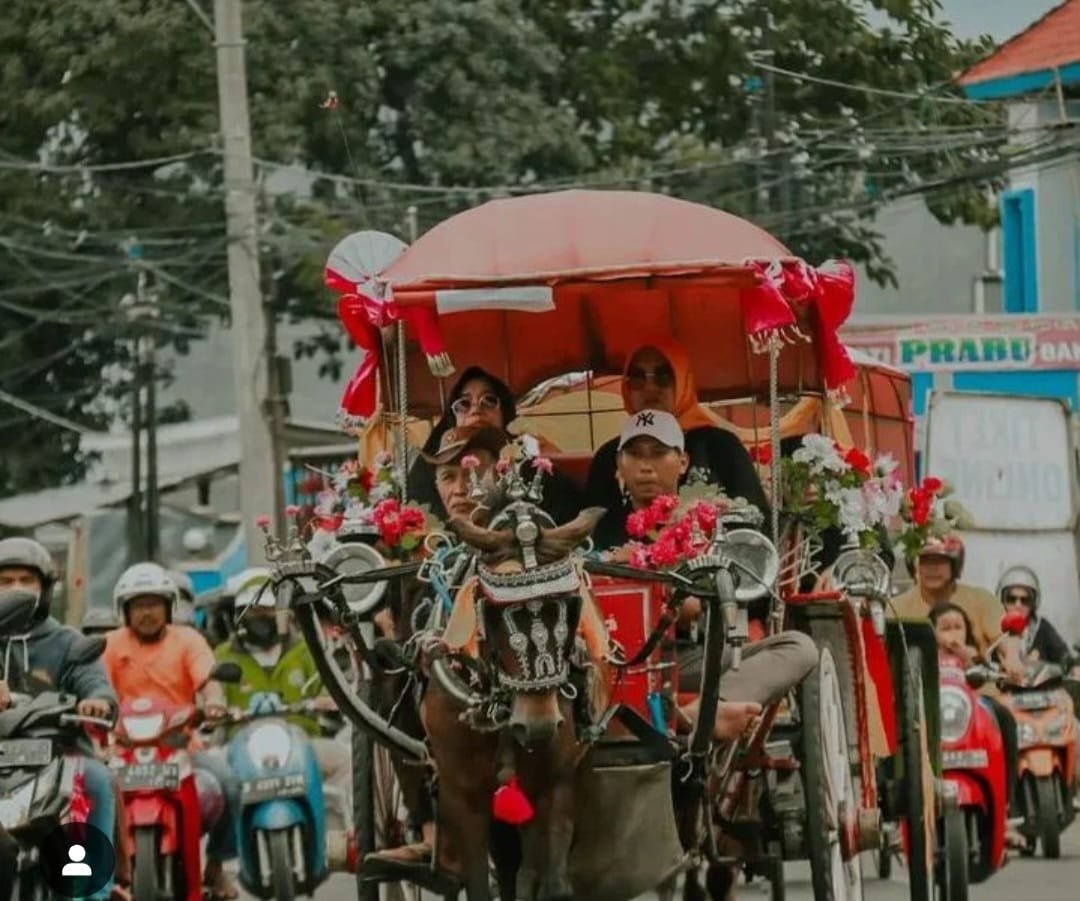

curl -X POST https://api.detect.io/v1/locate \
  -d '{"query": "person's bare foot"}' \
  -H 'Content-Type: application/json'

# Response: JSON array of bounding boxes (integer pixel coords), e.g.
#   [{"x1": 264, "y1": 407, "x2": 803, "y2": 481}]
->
[{"x1": 713, "y1": 701, "x2": 763, "y2": 741}]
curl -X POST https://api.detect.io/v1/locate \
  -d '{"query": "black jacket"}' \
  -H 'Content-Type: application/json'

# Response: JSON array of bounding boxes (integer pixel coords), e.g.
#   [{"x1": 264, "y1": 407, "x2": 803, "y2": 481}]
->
[
  {"x1": 1025, "y1": 617, "x2": 1073, "y2": 668},
  {"x1": 586, "y1": 425, "x2": 771, "y2": 521}
]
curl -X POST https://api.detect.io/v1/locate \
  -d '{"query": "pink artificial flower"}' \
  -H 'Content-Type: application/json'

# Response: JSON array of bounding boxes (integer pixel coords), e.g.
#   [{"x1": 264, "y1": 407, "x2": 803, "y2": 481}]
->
[
  {"x1": 628, "y1": 544, "x2": 651, "y2": 569},
  {"x1": 495, "y1": 458, "x2": 512, "y2": 475},
  {"x1": 692, "y1": 502, "x2": 718, "y2": 533},
  {"x1": 375, "y1": 450, "x2": 393, "y2": 466},
  {"x1": 533, "y1": 456, "x2": 554, "y2": 475},
  {"x1": 649, "y1": 539, "x2": 680, "y2": 568},
  {"x1": 461, "y1": 454, "x2": 481, "y2": 472},
  {"x1": 285, "y1": 505, "x2": 300, "y2": 518},
  {"x1": 255, "y1": 515, "x2": 271, "y2": 530}
]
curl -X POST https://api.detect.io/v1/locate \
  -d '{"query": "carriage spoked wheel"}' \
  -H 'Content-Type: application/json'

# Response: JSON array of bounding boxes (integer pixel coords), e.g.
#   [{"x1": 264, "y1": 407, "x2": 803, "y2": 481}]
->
[
  {"x1": 799, "y1": 647, "x2": 865, "y2": 901},
  {"x1": 900, "y1": 646, "x2": 935, "y2": 901}
]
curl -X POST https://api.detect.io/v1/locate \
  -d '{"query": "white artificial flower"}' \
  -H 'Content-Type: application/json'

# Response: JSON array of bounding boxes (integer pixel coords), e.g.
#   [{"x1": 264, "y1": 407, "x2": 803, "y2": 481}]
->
[
  {"x1": 792, "y1": 433, "x2": 846, "y2": 473},
  {"x1": 873, "y1": 454, "x2": 898, "y2": 477}
]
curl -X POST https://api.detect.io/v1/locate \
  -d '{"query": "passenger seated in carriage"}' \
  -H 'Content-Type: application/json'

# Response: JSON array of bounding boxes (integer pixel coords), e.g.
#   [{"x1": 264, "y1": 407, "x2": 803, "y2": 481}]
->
[
  {"x1": 586, "y1": 336, "x2": 769, "y2": 520},
  {"x1": 409, "y1": 366, "x2": 583, "y2": 523},
  {"x1": 592, "y1": 410, "x2": 818, "y2": 738}
]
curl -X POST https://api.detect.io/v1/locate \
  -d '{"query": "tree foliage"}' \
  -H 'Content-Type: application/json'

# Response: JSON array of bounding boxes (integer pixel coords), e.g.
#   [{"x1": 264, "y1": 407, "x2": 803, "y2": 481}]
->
[{"x1": 0, "y1": 0, "x2": 1009, "y2": 495}]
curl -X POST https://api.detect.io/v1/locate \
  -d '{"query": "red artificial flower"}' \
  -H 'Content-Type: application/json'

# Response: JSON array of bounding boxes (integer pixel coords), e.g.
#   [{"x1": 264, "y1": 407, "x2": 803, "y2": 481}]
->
[
  {"x1": 749, "y1": 443, "x2": 773, "y2": 465},
  {"x1": 912, "y1": 500, "x2": 931, "y2": 526},
  {"x1": 358, "y1": 468, "x2": 375, "y2": 493},
  {"x1": 626, "y1": 510, "x2": 649, "y2": 539},
  {"x1": 628, "y1": 544, "x2": 651, "y2": 569},
  {"x1": 652, "y1": 495, "x2": 679, "y2": 522},
  {"x1": 648, "y1": 539, "x2": 680, "y2": 568},
  {"x1": 843, "y1": 447, "x2": 872, "y2": 477},
  {"x1": 400, "y1": 507, "x2": 426, "y2": 531},
  {"x1": 691, "y1": 502, "x2": 718, "y2": 534},
  {"x1": 922, "y1": 476, "x2": 943, "y2": 494},
  {"x1": 297, "y1": 474, "x2": 324, "y2": 496}
]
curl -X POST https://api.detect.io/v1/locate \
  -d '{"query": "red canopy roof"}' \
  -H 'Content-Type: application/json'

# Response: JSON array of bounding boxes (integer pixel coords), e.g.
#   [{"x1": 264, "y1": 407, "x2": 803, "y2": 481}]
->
[
  {"x1": 327, "y1": 191, "x2": 856, "y2": 421},
  {"x1": 380, "y1": 189, "x2": 792, "y2": 290}
]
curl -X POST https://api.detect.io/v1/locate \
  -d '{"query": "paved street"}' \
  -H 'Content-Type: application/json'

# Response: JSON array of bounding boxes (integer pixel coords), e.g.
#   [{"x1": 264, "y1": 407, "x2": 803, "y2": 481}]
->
[{"x1": 238, "y1": 823, "x2": 1080, "y2": 900}]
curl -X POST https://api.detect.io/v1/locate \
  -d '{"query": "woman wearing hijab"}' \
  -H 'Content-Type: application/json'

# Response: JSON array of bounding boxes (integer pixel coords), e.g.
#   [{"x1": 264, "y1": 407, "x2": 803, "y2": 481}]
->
[
  {"x1": 406, "y1": 366, "x2": 582, "y2": 522},
  {"x1": 585, "y1": 337, "x2": 769, "y2": 518}
]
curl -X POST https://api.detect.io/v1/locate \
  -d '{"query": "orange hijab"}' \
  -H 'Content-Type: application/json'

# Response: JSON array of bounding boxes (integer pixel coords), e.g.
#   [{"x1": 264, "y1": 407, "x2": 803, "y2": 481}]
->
[{"x1": 620, "y1": 336, "x2": 718, "y2": 432}]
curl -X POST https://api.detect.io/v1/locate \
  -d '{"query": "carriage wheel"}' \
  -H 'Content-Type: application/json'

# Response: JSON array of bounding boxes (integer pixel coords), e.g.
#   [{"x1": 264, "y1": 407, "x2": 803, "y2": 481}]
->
[
  {"x1": 900, "y1": 647, "x2": 935, "y2": 901},
  {"x1": 799, "y1": 647, "x2": 865, "y2": 901}
]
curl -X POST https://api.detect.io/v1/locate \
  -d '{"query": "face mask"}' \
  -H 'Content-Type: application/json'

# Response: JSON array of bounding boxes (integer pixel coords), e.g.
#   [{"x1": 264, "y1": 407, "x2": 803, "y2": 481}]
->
[{"x1": 240, "y1": 615, "x2": 280, "y2": 649}]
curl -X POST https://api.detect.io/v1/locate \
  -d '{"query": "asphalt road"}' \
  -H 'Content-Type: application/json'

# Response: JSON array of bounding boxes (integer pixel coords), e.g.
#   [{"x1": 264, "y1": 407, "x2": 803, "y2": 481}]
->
[{"x1": 238, "y1": 821, "x2": 1080, "y2": 900}]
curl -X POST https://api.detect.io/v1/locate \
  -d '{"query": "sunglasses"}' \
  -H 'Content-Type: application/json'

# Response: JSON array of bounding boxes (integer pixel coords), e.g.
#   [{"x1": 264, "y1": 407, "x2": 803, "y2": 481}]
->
[
  {"x1": 1004, "y1": 593, "x2": 1033, "y2": 606},
  {"x1": 625, "y1": 366, "x2": 675, "y2": 390},
  {"x1": 451, "y1": 392, "x2": 500, "y2": 417}
]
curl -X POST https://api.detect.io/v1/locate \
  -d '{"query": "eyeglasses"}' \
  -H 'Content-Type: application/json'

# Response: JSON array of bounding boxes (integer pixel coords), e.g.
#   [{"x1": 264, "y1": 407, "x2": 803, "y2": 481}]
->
[
  {"x1": 1004, "y1": 593, "x2": 1033, "y2": 606},
  {"x1": 625, "y1": 366, "x2": 675, "y2": 390},
  {"x1": 450, "y1": 392, "x2": 500, "y2": 417}
]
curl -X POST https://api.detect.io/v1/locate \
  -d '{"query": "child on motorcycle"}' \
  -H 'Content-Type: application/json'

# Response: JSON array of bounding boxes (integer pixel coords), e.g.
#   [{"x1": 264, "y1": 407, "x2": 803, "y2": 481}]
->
[
  {"x1": 0, "y1": 538, "x2": 121, "y2": 901},
  {"x1": 931, "y1": 602, "x2": 978, "y2": 665}
]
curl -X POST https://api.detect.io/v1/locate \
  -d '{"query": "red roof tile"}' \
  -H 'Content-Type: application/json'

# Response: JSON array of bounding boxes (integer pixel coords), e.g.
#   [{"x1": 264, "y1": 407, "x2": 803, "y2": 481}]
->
[{"x1": 958, "y1": 0, "x2": 1080, "y2": 87}]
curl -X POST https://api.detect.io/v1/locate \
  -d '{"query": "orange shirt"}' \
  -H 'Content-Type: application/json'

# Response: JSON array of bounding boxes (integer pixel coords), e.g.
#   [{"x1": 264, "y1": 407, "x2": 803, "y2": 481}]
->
[{"x1": 103, "y1": 625, "x2": 216, "y2": 707}]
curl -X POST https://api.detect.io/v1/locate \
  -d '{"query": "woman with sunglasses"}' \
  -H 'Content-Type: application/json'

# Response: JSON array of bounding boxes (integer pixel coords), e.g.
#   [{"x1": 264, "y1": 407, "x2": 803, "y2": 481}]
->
[
  {"x1": 997, "y1": 566, "x2": 1073, "y2": 669},
  {"x1": 585, "y1": 337, "x2": 769, "y2": 519},
  {"x1": 406, "y1": 366, "x2": 582, "y2": 521}
]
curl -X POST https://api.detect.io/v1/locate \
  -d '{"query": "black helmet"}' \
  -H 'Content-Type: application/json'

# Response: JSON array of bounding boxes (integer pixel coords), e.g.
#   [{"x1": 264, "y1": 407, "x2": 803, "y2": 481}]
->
[{"x1": 0, "y1": 537, "x2": 57, "y2": 624}]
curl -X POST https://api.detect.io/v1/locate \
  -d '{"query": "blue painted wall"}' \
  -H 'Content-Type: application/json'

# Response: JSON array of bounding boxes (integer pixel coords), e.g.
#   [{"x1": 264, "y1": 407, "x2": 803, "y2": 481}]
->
[
  {"x1": 950, "y1": 370, "x2": 1079, "y2": 410},
  {"x1": 1001, "y1": 188, "x2": 1039, "y2": 314}
]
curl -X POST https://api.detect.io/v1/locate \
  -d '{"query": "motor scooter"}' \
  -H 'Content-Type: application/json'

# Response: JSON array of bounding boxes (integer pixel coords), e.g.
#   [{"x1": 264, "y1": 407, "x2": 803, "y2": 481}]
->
[
  {"x1": 1000, "y1": 658, "x2": 1077, "y2": 858},
  {"x1": 225, "y1": 690, "x2": 330, "y2": 900},
  {"x1": 0, "y1": 590, "x2": 115, "y2": 899},
  {"x1": 935, "y1": 651, "x2": 1008, "y2": 900},
  {"x1": 112, "y1": 660, "x2": 241, "y2": 901}
]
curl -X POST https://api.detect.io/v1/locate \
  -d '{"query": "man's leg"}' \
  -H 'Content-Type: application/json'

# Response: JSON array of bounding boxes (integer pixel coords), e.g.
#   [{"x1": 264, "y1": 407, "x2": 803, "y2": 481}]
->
[
  {"x1": 192, "y1": 748, "x2": 240, "y2": 898},
  {"x1": 311, "y1": 737, "x2": 352, "y2": 832},
  {"x1": 78, "y1": 757, "x2": 117, "y2": 901},
  {"x1": 678, "y1": 631, "x2": 819, "y2": 736}
]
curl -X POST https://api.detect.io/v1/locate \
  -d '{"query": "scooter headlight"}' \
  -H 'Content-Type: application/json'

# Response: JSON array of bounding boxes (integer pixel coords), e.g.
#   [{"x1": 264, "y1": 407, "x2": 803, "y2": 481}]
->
[
  {"x1": 1018, "y1": 721, "x2": 1039, "y2": 748},
  {"x1": 246, "y1": 723, "x2": 292, "y2": 770},
  {"x1": 939, "y1": 686, "x2": 973, "y2": 743},
  {"x1": 0, "y1": 780, "x2": 37, "y2": 829},
  {"x1": 122, "y1": 713, "x2": 165, "y2": 743}
]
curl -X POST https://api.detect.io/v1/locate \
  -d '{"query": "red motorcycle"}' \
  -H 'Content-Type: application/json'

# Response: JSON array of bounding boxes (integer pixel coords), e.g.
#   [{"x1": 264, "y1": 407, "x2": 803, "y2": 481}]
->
[
  {"x1": 113, "y1": 696, "x2": 212, "y2": 901},
  {"x1": 935, "y1": 651, "x2": 1008, "y2": 900}
]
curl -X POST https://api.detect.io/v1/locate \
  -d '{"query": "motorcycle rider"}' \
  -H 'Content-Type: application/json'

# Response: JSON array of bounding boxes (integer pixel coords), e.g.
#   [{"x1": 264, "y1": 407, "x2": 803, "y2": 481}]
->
[
  {"x1": 997, "y1": 565, "x2": 1073, "y2": 667},
  {"x1": 211, "y1": 567, "x2": 351, "y2": 830},
  {"x1": 997, "y1": 565, "x2": 1080, "y2": 812},
  {"x1": 892, "y1": 537, "x2": 1026, "y2": 835},
  {"x1": 0, "y1": 538, "x2": 120, "y2": 901},
  {"x1": 101, "y1": 563, "x2": 241, "y2": 900}
]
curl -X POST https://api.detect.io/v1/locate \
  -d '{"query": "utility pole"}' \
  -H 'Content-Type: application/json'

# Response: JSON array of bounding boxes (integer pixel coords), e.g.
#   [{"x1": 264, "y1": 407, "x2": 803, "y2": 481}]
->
[
  {"x1": 139, "y1": 268, "x2": 161, "y2": 560},
  {"x1": 214, "y1": 0, "x2": 278, "y2": 560},
  {"x1": 263, "y1": 273, "x2": 289, "y2": 537}
]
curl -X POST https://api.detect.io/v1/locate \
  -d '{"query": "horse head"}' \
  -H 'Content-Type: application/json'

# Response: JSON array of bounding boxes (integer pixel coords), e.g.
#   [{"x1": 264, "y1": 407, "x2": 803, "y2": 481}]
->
[{"x1": 451, "y1": 505, "x2": 605, "y2": 745}]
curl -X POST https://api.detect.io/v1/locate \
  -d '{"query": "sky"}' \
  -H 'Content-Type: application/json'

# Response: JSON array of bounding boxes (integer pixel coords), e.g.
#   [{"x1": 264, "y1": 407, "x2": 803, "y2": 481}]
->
[{"x1": 936, "y1": 0, "x2": 1062, "y2": 41}]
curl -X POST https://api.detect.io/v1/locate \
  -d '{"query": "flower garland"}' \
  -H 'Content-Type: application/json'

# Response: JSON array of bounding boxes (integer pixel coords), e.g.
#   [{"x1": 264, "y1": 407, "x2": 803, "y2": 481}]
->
[
  {"x1": 624, "y1": 486, "x2": 748, "y2": 569},
  {"x1": 780, "y1": 433, "x2": 903, "y2": 548},
  {"x1": 895, "y1": 476, "x2": 974, "y2": 563},
  {"x1": 299, "y1": 451, "x2": 440, "y2": 560}
]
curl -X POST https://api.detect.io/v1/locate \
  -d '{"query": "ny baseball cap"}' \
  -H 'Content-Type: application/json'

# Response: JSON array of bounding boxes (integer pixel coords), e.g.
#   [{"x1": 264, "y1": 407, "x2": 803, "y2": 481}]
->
[{"x1": 617, "y1": 410, "x2": 685, "y2": 451}]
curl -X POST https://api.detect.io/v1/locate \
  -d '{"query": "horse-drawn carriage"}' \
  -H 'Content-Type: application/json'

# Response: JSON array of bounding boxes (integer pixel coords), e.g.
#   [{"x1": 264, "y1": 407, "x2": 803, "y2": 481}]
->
[{"x1": 266, "y1": 190, "x2": 941, "y2": 900}]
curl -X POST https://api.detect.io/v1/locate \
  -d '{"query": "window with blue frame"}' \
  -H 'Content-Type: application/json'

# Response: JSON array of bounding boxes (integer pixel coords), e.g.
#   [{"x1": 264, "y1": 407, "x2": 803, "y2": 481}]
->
[{"x1": 1001, "y1": 187, "x2": 1038, "y2": 313}]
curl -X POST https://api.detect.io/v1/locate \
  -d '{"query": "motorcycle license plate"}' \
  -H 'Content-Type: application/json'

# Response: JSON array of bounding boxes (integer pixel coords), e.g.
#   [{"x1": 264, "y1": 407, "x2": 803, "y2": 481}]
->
[
  {"x1": 1012, "y1": 692, "x2": 1054, "y2": 711},
  {"x1": 241, "y1": 773, "x2": 306, "y2": 804},
  {"x1": 0, "y1": 739, "x2": 51, "y2": 768},
  {"x1": 122, "y1": 763, "x2": 180, "y2": 791}
]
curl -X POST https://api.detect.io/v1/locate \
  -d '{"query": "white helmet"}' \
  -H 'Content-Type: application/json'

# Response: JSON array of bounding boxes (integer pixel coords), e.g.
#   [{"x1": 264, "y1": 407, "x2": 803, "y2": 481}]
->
[
  {"x1": 227, "y1": 567, "x2": 275, "y2": 611},
  {"x1": 997, "y1": 565, "x2": 1041, "y2": 611},
  {"x1": 113, "y1": 562, "x2": 178, "y2": 623},
  {"x1": 167, "y1": 569, "x2": 196, "y2": 626}
]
